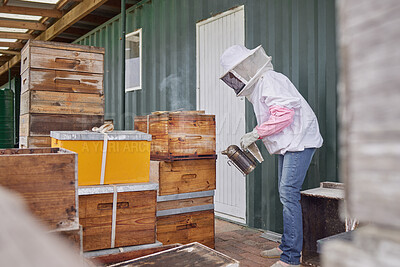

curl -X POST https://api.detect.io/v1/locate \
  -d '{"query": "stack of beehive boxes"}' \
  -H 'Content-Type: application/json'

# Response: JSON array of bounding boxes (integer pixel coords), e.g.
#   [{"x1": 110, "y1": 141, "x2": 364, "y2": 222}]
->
[
  {"x1": 19, "y1": 40, "x2": 104, "y2": 148},
  {"x1": 51, "y1": 130, "x2": 158, "y2": 252},
  {"x1": 135, "y1": 111, "x2": 216, "y2": 248}
]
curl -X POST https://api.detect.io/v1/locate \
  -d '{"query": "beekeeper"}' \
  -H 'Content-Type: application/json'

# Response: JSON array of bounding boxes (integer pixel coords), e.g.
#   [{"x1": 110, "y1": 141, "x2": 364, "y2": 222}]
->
[{"x1": 220, "y1": 45, "x2": 323, "y2": 267}]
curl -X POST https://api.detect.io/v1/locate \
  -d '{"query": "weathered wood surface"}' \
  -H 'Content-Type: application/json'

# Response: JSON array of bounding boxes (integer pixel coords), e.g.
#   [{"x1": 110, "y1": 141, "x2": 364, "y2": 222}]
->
[
  {"x1": 21, "y1": 68, "x2": 103, "y2": 95},
  {"x1": 134, "y1": 111, "x2": 216, "y2": 160},
  {"x1": 337, "y1": 0, "x2": 400, "y2": 227},
  {"x1": 19, "y1": 136, "x2": 51, "y2": 148},
  {"x1": 20, "y1": 90, "x2": 104, "y2": 115},
  {"x1": 91, "y1": 244, "x2": 180, "y2": 266},
  {"x1": 79, "y1": 190, "x2": 157, "y2": 252},
  {"x1": 157, "y1": 196, "x2": 214, "y2": 211},
  {"x1": 0, "y1": 148, "x2": 77, "y2": 230},
  {"x1": 151, "y1": 159, "x2": 216, "y2": 196},
  {"x1": 21, "y1": 45, "x2": 104, "y2": 75},
  {"x1": 20, "y1": 113, "x2": 103, "y2": 136},
  {"x1": 156, "y1": 210, "x2": 215, "y2": 249},
  {"x1": 112, "y1": 242, "x2": 238, "y2": 267},
  {"x1": 22, "y1": 39, "x2": 105, "y2": 54}
]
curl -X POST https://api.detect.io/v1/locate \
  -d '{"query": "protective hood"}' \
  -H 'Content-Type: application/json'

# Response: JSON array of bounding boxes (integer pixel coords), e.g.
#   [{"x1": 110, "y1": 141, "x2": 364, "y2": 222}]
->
[{"x1": 220, "y1": 45, "x2": 273, "y2": 96}]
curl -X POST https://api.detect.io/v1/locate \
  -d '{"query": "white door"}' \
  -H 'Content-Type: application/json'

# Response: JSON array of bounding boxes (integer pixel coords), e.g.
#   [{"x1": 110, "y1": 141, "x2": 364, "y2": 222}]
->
[{"x1": 196, "y1": 6, "x2": 246, "y2": 224}]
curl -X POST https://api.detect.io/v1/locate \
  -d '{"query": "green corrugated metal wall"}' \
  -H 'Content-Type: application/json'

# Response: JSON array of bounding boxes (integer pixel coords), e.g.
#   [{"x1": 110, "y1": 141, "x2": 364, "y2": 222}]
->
[{"x1": 75, "y1": 0, "x2": 338, "y2": 233}]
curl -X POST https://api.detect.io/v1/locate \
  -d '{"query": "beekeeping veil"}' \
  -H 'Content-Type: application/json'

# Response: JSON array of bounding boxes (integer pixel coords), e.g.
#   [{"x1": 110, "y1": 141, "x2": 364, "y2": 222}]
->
[{"x1": 220, "y1": 45, "x2": 273, "y2": 96}]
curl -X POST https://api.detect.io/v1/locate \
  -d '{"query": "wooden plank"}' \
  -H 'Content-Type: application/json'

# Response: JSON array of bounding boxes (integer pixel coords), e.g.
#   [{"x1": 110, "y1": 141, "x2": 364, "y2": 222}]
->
[
  {"x1": 20, "y1": 113, "x2": 103, "y2": 136},
  {"x1": 21, "y1": 45, "x2": 104, "y2": 74},
  {"x1": 157, "y1": 196, "x2": 214, "y2": 211},
  {"x1": 0, "y1": 6, "x2": 63, "y2": 18},
  {"x1": 21, "y1": 90, "x2": 104, "y2": 115},
  {"x1": 37, "y1": 0, "x2": 107, "y2": 41},
  {"x1": 0, "y1": 49, "x2": 19, "y2": 55},
  {"x1": 158, "y1": 159, "x2": 216, "y2": 196},
  {"x1": 21, "y1": 69, "x2": 103, "y2": 95},
  {"x1": 156, "y1": 210, "x2": 215, "y2": 249},
  {"x1": 114, "y1": 243, "x2": 238, "y2": 267},
  {"x1": 80, "y1": 190, "x2": 157, "y2": 251},
  {"x1": 0, "y1": 0, "x2": 107, "y2": 76},
  {"x1": 23, "y1": 39, "x2": 105, "y2": 54},
  {"x1": 0, "y1": 31, "x2": 34, "y2": 39},
  {"x1": 0, "y1": 149, "x2": 77, "y2": 229},
  {"x1": 0, "y1": 42, "x2": 23, "y2": 49},
  {"x1": 92, "y1": 244, "x2": 180, "y2": 266},
  {"x1": 19, "y1": 136, "x2": 51, "y2": 148},
  {"x1": 0, "y1": 19, "x2": 47, "y2": 31}
]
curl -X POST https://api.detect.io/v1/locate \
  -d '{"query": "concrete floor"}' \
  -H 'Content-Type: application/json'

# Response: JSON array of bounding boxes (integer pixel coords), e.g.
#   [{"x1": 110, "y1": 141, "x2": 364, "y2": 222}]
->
[{"x1": 214, "y1": 218, "x2": 308, "y2": 267}]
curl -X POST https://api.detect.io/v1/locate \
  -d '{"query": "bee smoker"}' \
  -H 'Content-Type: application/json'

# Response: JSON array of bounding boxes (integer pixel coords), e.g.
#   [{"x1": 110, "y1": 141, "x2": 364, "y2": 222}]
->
[{"x1": 221, "y1": 143, "x2": 264, "y2": 175}]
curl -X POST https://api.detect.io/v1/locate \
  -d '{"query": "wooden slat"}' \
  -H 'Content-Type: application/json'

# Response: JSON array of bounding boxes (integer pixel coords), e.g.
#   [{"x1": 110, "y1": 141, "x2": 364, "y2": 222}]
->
[
  {"x1": 0, "y1": 6, "x2": 63, "y2": 18},
  {"x1": 37, "y1": 0, "x2": 107, "y2": 41},
  {"x1": 157, "y1": 196, "x2": 214, "y2": 211},
  {"x1": 21, "y1": 69, "x2": 104, "y2": 95},
  {"x1": 0, "y1": 49, "x2": 19, "y2": 55},
  {"x1": 0, "y1": 19, "x2": 47, "y2": 31},
  {"x1": 0, "y1": 31, "x2": 34, "y2": 39},
  {"x1": 0, "y1": 41, "x2": 23, "y2": 49},
  {"x1": 19, "y1": 136, "x2": 51, "y2": 148},
  {"x1": 20, "y1": 113, "x2": 103, "y2": 136},
  {"x1": 20, "y1": 90, "x2": 104, "y2": 115},
  {"x1": 0, "y1": 0, "x2": 107, "y2": 76}
]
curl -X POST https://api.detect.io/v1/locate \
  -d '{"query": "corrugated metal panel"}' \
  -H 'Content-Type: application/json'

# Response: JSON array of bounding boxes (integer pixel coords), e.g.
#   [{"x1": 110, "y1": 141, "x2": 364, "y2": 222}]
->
[{"x1": 74, "y1": 0, "x2": 338, "y2": 233}]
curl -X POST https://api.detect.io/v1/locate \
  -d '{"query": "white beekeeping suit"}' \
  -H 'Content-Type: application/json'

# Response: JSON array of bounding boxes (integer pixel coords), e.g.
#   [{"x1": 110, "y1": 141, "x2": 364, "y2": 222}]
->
[{"x1": 220, "y1": 45, "x2": 323, "y2": 154}]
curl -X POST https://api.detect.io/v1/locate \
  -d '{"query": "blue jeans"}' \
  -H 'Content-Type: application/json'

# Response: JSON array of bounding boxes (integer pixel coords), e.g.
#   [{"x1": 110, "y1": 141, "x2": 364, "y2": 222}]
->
[{"x1": 278, "y1": 148, "x2": 316, "y2": 265}]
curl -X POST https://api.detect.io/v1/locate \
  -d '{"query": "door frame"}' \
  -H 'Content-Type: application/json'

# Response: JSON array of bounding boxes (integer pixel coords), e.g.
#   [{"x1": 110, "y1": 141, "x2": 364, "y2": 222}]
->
[
  {"x1": 196, "y1": 5, "x2": 245, "y2": 108},
  {"x1": 195, "y1": 5, "x2": 247, "y2": 224}
]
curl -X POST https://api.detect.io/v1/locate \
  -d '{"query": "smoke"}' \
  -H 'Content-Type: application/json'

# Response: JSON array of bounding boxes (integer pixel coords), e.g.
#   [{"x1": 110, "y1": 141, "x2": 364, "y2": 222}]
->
[{"x1": 159, "y1": 73, "x2": 191, "y2": 111}]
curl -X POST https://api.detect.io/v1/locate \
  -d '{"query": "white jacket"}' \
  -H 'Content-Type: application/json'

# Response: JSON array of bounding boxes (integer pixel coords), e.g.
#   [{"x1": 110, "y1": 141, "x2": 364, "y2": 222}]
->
[{"x1": 247, "y1": 70, "x2": 323, "y2": 155}]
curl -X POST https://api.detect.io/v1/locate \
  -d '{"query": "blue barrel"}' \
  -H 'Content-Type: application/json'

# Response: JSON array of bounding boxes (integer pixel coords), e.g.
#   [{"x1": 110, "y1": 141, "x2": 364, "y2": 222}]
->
[{"x1": 0, "y1": 88, "x2": 14, "y2": 148}]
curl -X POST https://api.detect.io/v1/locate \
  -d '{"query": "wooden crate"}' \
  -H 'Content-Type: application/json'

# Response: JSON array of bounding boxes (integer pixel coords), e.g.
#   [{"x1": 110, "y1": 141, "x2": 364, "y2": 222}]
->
[
  {"x1": 21, "y1": 68, "x2": 103, "y2": 95},
  {"x1": 79, "y1": 183, "x2": 158, "y2": 252},
  {"x1": 21, "y1": 40, "x2": 104, "y2": 75},
  {"x1": 156, "y1": 191, "x2": 215, "y2": 249},
  {"x1": 20, "y1": 90, "x2": 104, "y2": 116},
  {"x1": 19, "y1": 40, "x2": 105, "y2": 148},
  {"x1": 150, "y1": 159, "x2": 216, "y2": 196},
  {"x1": 20, "y1": 113, "x2": 103, "y2": 136},
  {"x1": 0, "y1": 148, "x2": 78, "y2": 230},
  {"x1": 134, "y1": 111, "x2": 216, "y2": 161}
]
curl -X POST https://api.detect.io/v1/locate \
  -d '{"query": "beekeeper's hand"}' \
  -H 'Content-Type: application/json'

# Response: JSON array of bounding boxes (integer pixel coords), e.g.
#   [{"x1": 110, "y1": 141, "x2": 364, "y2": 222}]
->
[{"x1": 240, "y1": 128, "x2": 259, "y2": 150}]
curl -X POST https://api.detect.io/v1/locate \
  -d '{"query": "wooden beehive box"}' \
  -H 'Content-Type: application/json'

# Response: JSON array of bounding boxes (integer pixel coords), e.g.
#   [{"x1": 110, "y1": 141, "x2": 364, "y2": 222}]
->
[
  {"x1": 79, "y1": 183, "x2": 158, "y2": 252},
  {"x1": 19, "y1": 40, "x2": 105, "y2": 148},
  {"x1": 0, "y1": 148, "x2": 78, "y2": 231},
  {"x1": 134, "y1": 111, "x2": 216, "y2": 161},
  {"x1": 150, "y1": 159, "x2": 216, "y2": 196},
  {"x1": 156, "y1": 190, "x2": 215, "y2": 249}
]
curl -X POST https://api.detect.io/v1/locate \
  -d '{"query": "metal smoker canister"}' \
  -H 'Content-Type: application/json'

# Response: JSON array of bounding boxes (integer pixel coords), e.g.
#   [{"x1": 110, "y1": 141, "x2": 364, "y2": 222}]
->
[{"x1": 221, "y1": 145, "x2": 257, "y2": 175}]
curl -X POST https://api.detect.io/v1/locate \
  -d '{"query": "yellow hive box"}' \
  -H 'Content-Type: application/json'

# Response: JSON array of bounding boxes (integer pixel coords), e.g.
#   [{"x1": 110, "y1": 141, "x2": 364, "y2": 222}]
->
[{"x1": 51, "y1": 131, "x2": 151, "y2": 186}]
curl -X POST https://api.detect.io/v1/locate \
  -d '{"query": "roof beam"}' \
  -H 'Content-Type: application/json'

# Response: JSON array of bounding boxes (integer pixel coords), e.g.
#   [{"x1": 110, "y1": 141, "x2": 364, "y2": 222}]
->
[
  {"x1": 0, "y1": 31, "x2": 34, "y2": 39},
  {"x1": 0, "y1": 0, "x2": 108, "y2": 75},
  {"x1": 37, "y1": 0, "x2": 107, "y2": 41},
  {"x1": 0, "y1": 6, "x2": 63, "y2": 18},
  {"x1": 0, "y1": 19, "x2": 47, "y2": 31},
  {"x1": 0, "y1": 49, "x2": 19, "y2": 55},
  {"x1": 0, "y1": 41, "x2": 23, "y2": 49}
]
